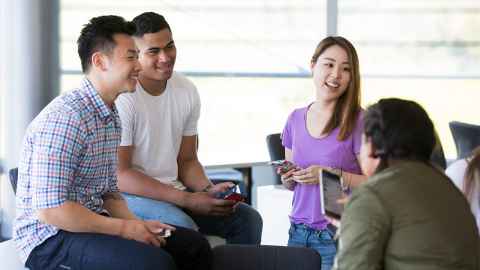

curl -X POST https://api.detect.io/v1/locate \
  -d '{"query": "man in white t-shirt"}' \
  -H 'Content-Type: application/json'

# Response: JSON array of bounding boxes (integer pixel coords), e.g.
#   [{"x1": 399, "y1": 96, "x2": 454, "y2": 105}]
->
[{"x1": 115, "y1": 12, "x2": 262, "y2": 244}]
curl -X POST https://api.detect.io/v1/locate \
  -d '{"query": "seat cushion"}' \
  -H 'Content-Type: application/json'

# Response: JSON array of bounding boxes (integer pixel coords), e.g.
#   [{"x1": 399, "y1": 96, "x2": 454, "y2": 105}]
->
[{"x1": 0, "y1": 239, "x2": 28, "y2": 270}]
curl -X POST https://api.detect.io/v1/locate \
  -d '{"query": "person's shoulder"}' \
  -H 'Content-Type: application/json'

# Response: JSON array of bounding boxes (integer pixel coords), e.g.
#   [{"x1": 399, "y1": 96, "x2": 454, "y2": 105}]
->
[
  {"x1": 52, "y1": 89, "x2": 87, "y2": 118},
  {"x1": 288, "y1": 106, "x2": 308, "y2": 119},
  {"x1": 346, "y1": 179, "x2": 388, "y2": 218},
  {"x1": 359, "y1": 165, "x2": 406, "y2": 194},
  {"x1": 28, "y1": 91, "x2": 85, "y2": 134},
  {"x1": 115, "y1": 89, "x2": 137, "y2": 107},
  {"x1": 169, "y1": 72, "x2": 197, "y2": 92}
]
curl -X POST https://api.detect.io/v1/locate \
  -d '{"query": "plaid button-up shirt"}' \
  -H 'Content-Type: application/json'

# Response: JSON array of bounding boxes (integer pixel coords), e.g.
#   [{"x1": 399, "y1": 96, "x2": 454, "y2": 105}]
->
[{"x1": 14, "y1": 78, "x2": 121, "y2": 263}]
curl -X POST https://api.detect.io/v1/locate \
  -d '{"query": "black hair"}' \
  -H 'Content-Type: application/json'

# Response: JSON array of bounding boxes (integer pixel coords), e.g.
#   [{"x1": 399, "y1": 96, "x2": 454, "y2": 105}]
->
[
  {"x1": 132, "y1": 12, "x2": 171, "y2": 37},
  {"x1": 363, "y1": 98, "x2": 435, "y2": 170},
  {"x1": 77, "y1": 15, "x2": 136, "y2": 72}
]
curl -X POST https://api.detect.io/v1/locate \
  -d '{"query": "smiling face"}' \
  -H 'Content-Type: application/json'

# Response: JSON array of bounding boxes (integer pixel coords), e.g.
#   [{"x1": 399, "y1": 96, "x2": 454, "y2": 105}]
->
[
  {"x1": 134, "y1": 28, "x2": 177, "y2": 83},
  {"x1": 311, "y1": 44, "x2": 351, "y2": 103},
  {"x1": 103, "y1": 34, "x2": 141, "y2": 93}
]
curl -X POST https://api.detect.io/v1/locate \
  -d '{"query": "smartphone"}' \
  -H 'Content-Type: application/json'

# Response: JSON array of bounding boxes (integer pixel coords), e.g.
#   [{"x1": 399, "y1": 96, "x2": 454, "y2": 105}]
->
[
  {"x1": 269, "y1": 160, "x2": 297, "y2": 174},
  {"x1": 215, "y1": 184, "x2": 245, "y2": 202},
  {"x1": 224, "y1": 192, "x2": 245, "y2": 202},
  {"x1": 156, "y1": 229, "x2": 171, "y2": 238}
]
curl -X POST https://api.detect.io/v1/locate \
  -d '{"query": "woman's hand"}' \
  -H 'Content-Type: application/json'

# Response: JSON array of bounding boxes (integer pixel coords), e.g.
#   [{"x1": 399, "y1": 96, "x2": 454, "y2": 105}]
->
[
  {"x1": 292, "y1": 165, "x2": 326, "y2": 184},
  {"x1": 279, "y1": 168, "x2": 297, "y2": 190}
]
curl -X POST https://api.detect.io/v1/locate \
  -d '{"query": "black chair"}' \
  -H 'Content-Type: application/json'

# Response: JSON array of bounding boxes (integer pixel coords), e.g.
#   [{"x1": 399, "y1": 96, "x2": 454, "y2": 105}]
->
[
  {"x1": 9, "y1": 168, "x2": 18, "y2": 194},
  {"x1": 212, "y1": 244, "x2": 321, "y2": 270},
  {"x1": 266, "y1": 133, "x2": 284, "y2": 185},
  {"x1": 449, "y1": 121, "x2": 480, "y2": 159}
]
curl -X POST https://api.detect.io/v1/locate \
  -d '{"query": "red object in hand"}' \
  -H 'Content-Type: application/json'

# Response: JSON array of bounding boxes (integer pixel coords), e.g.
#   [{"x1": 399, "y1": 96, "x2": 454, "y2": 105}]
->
[{"x1": 224, "y1": 192, "x2": 245, "y2": 202}]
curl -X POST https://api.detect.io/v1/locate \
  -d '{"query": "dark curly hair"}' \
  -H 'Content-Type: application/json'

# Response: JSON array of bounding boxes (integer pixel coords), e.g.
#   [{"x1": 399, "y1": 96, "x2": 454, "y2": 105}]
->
[
  {"x1": 132, "y1": 12, "x2": 171, "y2": 37},
  {"x1": 363, "y1": 98, "x2": 435, "y2": 171},
  {"x1": 77, "y1": 15, "x2": 136, "y2": 72}
]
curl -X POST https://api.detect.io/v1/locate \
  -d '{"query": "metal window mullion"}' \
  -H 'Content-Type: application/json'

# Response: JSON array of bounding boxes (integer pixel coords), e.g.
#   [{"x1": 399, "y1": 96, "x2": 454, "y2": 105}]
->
[{"x1": 327, "y1": 0, "x2": 338, "y2": 36}]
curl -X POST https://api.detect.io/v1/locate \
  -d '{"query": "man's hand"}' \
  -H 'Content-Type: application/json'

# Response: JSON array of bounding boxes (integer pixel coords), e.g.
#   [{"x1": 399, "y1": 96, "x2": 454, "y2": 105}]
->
[
  {"x1": 206, "y1": 182, "x2": 235, "y2": 197},
  {"x1": 119, "y1": 220, "x2": 175, "y2": 247},
  {"x1": 183, "y1": 192, "x2": 236, "y2": 216}
]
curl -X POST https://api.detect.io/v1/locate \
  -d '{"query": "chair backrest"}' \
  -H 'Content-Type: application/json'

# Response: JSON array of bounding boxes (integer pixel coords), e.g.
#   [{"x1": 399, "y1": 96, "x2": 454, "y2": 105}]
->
[
  {"x1": 266, "y1": 133, "x2": 284, "y2": 161},
  {"x1": 266, "y1": 133, "x2": 284, "y2": 184},
  {"x1": 213, "y1": 244, "x2": 321, "y2": 270},
  {"x1": 449, "y1": 121, "x2": 480, "y2": 159},
  {"x1": 9, "y1": 168, "x2": 18, "y2": 194}
]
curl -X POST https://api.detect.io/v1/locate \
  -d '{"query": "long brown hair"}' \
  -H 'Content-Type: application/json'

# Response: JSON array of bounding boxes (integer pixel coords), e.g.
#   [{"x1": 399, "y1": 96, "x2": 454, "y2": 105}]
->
[
  {"x1": 311, "y1": 36, "x2": 361, "y2": 141},
  {"x1": 464, "y1": 146, "x2": 480, "y2": 202}
]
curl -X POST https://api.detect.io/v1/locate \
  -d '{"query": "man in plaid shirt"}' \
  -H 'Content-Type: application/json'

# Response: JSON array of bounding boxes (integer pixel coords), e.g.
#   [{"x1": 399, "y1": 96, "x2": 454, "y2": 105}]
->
[{"x1": 13, "y1": 15, "x2": 212, "y2": 270}]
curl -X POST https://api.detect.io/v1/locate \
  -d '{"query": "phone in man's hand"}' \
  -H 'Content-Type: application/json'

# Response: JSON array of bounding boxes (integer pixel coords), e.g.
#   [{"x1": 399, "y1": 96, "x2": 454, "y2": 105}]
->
[
  {"x1": 156, "y1": 228, "x2": 171, "y2": 238},
  {"x1": 215, "y1": 184, "x2": 245, "y2": 202}
]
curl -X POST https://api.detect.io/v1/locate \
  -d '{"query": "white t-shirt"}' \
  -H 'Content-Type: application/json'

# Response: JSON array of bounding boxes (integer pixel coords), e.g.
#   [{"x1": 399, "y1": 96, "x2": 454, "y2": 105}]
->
[
  {"x1": 445, "y1": 159, "x2": 480, "y2": 231},
  {"x1": 115, "y1": 72, "x2": 200, "y2": 190}
]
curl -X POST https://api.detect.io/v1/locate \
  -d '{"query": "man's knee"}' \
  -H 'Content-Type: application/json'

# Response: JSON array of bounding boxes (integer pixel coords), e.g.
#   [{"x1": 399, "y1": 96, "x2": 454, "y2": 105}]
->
[
  {"x1": 236, "y1": 203, "x2": 263, "y2": 228},
  {"x1": 164, "y1": 227, "x2": 213, "y2": 270},
  {"x1": 136, "y1": 249, "x2": 177, "y2": 270}
]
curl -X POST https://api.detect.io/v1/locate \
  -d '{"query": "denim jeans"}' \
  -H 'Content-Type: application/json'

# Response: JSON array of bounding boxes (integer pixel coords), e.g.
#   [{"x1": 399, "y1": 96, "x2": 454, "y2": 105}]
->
[
  {"x1": 122, "y1": 193, "x2": 263, "y2": 244},
  {"x1": 288, "y1": 223, "x2": 337, "y2": 270},
  {"x1": 25, "y1": 227, "x2": 212, "y2": 270}
]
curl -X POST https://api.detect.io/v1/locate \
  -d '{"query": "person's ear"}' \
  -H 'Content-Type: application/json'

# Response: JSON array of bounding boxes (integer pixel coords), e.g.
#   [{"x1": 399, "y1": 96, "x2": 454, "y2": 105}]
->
[
  {"x1": 91, "y1": 52, "x2": 108, "y2": 71},
  {"x1": 310, "y1": 60, "x2": 316, "y2": 73}
]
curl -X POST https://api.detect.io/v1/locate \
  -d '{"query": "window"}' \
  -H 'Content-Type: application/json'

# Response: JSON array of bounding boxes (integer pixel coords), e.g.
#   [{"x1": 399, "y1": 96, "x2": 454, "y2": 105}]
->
[
  {"x1": 339, "y1": 0, "x2": 480, "y2": 158},
  {"x1": 60, "y1": 0, "x2": 479, "y2": 163},
  {"x1": 60, "y1": 0, "x2": 327, "y2": 165}
]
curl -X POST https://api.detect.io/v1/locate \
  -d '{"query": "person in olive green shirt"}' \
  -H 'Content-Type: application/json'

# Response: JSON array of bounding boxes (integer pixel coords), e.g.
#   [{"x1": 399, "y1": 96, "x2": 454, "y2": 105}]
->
[{"x1": 333, "y1": 98, "x2": 479, "y2": 270}]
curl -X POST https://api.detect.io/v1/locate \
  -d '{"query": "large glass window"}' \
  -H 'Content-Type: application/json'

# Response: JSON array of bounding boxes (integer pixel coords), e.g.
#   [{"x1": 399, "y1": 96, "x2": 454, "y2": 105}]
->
[
  {"x1": 339, "y1": 0, "x2": 480, "y2": 158},
  {"x1": 60, "y1": 0, "x2": 479, "y2": 163},
  {"x1": 60, "y1": 0, "x2": 327, "y2": 165}
]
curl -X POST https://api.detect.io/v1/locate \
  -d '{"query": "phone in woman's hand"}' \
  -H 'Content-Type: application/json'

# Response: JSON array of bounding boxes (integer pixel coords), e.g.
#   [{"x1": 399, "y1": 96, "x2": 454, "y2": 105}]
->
[{"x1": 269, "y1": 160, "x2": 297, "y2": 174}]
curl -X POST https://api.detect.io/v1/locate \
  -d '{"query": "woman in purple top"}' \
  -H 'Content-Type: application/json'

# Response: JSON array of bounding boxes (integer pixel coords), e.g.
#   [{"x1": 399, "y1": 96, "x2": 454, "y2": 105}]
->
[{"x1": 279, "y1": 36, "x2": 367, "y2": 270}]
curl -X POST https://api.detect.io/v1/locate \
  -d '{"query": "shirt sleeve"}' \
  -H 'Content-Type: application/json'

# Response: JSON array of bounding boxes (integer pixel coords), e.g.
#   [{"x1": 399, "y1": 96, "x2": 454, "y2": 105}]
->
[
  {"x1": 115, "y1": 95, "x2": 135, "y2": 146},
  {"x1": 183, "y1": 86, "x2": 200, "y2": 136},
  {"x1": 107, "y1": 174, "x2": 120, "y2": 194},
  {"x1": 351, "y1": 111, "x2": 364, "y2": 155},
  {"x1": 29, "y1": 112, "x2": 86, "y2": 210},
  {"x1": 281, "y1": 110, "x2": 296, "y2": 150},
  {"x1": 333, "y1": 185, "x2": 390, "y2": 270}
]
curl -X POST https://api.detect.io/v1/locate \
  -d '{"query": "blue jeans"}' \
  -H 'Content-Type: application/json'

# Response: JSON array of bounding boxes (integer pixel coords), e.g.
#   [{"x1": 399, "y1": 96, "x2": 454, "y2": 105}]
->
[
  {"x1": 25, "y1": 227, "x2": 212, "y2": 270},
  {"x1": 288, "y1": 223, "x2": 337, "y2": 270},
  {"x1": 122, "y1": 193, "x2": 263, "y2": 244}
]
